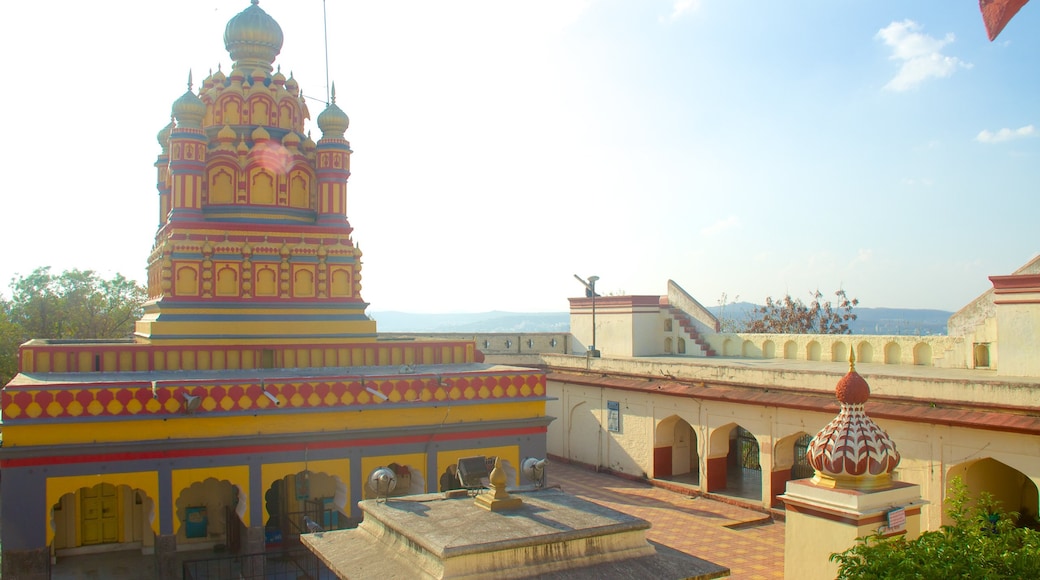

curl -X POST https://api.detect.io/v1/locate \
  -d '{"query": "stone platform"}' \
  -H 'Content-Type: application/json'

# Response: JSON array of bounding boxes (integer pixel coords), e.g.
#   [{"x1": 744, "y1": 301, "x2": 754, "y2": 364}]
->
[{"x1": 302, "y1": 488, "x2": 728, "y2": 579}]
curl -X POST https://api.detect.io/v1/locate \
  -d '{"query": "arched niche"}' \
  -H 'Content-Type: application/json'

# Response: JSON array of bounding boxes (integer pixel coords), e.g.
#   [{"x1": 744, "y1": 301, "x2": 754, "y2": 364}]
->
[
  {"x1": 913, "y1": 342, "x2": 932, "y2": 366},
  {"x1": 762, "y1": 340, "x2": 776, "y2": 359},
  {"x1": 945, "y1": 458, "x2": 1039, "y2": 527},
  {"x1": 884, "y1": 342, "x2": 901, "y2": 364},
  {"x1": 831, "y1": 341, "x2": 848, "y2": 363},
  {"x1": 806, "y1": 341, "x2": 822, "y2": 361},
  {"x1": 654, "y1": 415, "x2": 699, "y2": 483}
]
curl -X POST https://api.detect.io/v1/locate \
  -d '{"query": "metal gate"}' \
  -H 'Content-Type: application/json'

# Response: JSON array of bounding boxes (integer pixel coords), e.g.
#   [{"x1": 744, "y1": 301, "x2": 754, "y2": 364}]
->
[
  {"x1": 791, "y1": 434, "x2": 815, "y2": 479},
  {"x1": 734, "y1": 427, "x2": 760, "y2": 473}
]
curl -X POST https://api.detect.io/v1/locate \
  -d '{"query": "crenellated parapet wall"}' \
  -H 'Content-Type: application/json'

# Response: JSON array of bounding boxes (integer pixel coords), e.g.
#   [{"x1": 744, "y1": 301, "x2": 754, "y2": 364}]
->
[{"x1": 703, "y1": 333, "x2": 967, "y2": 369}]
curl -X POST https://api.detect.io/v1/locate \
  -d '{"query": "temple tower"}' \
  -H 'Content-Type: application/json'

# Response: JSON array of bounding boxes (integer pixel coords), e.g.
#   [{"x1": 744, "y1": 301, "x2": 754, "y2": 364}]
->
[{"x1": 136, "y1": 0, "x2": 376, "y2": 346}]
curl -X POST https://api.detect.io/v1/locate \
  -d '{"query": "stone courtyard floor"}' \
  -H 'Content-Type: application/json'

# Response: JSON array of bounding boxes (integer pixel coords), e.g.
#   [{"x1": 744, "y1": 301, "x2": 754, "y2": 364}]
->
[{"x1": 548, "y1": 460, "x2": 785, "y2": 580}]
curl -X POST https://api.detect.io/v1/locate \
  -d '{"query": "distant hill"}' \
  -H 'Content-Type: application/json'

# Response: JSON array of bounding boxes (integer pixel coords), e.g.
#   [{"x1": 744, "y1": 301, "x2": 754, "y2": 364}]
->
[
  {"x1": 711, "y1": 302, "x2": 953, "y2": 336},
  {"x1": 372, "y1": 305, "x2": 952, "y2": 335},
  {"x1": 371, "y1": 311, "x2": 570, "y2": 333}
]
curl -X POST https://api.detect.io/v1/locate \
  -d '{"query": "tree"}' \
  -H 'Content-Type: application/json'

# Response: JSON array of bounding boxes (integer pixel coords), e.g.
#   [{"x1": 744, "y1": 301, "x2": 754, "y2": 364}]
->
[
  {"x1": 1, "y1": 268, "x2": 147, "y2": 384},
  {"x1": 832, "y1": 478, "x2": 1040, "y2": 579},
  {"x1": 742, "y1": 289, "x2": 858, "y2": 334},
  {"x1": 0, "y1": 299, "x2": 22, "y2": 385}
]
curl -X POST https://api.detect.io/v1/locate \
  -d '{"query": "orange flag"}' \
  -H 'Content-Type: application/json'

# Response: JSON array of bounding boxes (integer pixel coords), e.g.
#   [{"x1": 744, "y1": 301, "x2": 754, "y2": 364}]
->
[{"x1": 980, "y1": 0, "x2": 1029, "y2": 40}]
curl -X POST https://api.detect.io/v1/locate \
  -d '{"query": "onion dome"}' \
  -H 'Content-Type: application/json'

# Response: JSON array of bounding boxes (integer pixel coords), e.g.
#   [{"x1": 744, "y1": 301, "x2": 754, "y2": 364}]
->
[
  {"x1": 251, "y1": 126, "x2": 271, "y2": 142},
  {"x1": 302, "y1": 131, "x2": 316, "y2": 153},
  {"x1": 250, "y1": 67, "x2": 268, "y2": 87},
  {"x1": 272, "y1": 65, "x2": 286, "y2": 89},
  {"x1": 215, "y1": 125, "x2": 237, "y2": 152},
  {"x1": 172, "y1": 72, "x2": 206, "y2": 129},
  {"x1": 212, "y1": 65, "x2": 226, "y2": 87},
  {"x1": 282, "y1": 131, "x2": 301, "y2": 151},
  {"x1": 229, "y1": 66, "x2": 246, "y2": 87},
  {"x1": 224, "y1": 0, "x2": 283, "y2": 73},
  {"x1": 284, "y1": 72, "x2": 298, "y2": 96},
  {"x1": 317, "y1": 83, "x2": 349, "y2": 139},
  {"x1": 806, "y1": 353, "x2": 900, "y2": 490},
  {"x1": 157, "y1": 119, "x2": 174, "y2": 152}
]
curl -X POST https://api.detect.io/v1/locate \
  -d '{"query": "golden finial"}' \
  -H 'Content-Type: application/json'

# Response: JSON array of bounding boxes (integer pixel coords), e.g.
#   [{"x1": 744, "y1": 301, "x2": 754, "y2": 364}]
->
[
  {"x1": 331, "y1": 82, "x2": 337, "y2": 105},
  {"x1": 849, "y1": 349, "x2": 856, "y2": 373},
  {"x1": 187, "y1": 70, "x2": 193, "y2": 91}
]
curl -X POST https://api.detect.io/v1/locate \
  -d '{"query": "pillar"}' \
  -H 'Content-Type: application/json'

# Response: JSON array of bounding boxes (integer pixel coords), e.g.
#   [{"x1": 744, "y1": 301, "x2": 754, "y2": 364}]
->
[
  {"x1": 155, "y1": 534, "x2": 179, "y2": 580},
  {"x1": 240, "y1": 526, "x2": 267, "y2": 577},
  {"x1": 781, "y1": 479, "x2": 925, "y2": 580}
]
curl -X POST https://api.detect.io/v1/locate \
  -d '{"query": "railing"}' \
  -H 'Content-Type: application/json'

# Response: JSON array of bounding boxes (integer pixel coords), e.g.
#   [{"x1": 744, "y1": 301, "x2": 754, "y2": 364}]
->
[{"x1": 182, "y1": 547, "x2": 334, "y2": 579}]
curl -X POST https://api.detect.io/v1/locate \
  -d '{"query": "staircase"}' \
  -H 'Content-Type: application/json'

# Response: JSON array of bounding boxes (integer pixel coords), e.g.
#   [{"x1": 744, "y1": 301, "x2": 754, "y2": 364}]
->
[{"x1": 663, "y1": 303, "x2": 716, "y2": 357}]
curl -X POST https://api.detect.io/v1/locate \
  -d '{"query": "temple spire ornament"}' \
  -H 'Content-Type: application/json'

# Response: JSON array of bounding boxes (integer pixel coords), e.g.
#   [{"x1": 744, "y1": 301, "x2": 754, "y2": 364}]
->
[{"x1": 805, "y1": 351, "x2": 901, "y2": 490}]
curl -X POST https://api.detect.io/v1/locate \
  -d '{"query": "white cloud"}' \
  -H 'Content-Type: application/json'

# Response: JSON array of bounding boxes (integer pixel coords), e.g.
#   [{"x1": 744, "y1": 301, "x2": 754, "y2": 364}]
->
[
  {"x1": 976, "y1": 125, "x2": 1036, "y2": 144},
  {"x1": 661, "y1": 0, "x2": 700, "y2": 23},
  {"x1": 876, "y1": 20, "x2": 970, "y2": 92},
  {"x1": 700, "y1": 215, "x2": 739, "y2": 236},
  {"x1": 849, "y1": 249, "x2": 873, "y2": 268}
]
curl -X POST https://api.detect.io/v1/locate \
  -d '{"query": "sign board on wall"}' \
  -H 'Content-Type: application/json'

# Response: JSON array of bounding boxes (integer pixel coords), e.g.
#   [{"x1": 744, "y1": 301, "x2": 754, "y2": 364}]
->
[
  {"x1": 607, "y1": 401, "x2": 621, "y2": 433},
  {"x1": 886, "y1": 507, "x2": 906, "y2": 532}
]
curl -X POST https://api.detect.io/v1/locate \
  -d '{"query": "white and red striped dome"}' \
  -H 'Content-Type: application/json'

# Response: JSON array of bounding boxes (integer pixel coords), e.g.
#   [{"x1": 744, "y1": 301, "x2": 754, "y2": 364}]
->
[{"x1": 806, "y1": 356, "x2": 900, "y2": 490}]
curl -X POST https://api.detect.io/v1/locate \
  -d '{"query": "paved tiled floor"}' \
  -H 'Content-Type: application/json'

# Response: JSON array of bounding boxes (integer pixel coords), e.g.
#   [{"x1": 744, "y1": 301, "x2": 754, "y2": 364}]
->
[{"x1": 549, "y1": 461, "x2": 785, "y2": 580}]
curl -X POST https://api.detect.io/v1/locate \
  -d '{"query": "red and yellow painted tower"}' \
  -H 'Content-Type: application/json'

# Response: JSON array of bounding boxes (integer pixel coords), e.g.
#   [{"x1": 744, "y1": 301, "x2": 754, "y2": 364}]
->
[{"x1": 137, "y1": 0, "x2": 374, "y2": 346}]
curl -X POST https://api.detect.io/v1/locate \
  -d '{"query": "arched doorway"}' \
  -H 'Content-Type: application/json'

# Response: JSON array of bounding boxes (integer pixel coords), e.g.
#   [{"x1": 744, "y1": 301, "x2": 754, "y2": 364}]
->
[
  {"x1": 264, "y1": 470, "x2": 349, "y2": 548},
  {"x1": 771, "y1": 432, "x2": 813, "y2": 508},
  {"x1": 654, "y1": 415, "x2": 699, "y2": 485},
  {"x1": 52, "y1": 484, "x2": 157, "y2": 556},
  {"x1": 706, "y1": 424, "x2": 762, "y2": 502},
  {"x1": 945, "y1": 458, "x2": 1039, "y2": 527},
  {"x1": 174, "y1": 478, "x2": 244, "y2": 552}
]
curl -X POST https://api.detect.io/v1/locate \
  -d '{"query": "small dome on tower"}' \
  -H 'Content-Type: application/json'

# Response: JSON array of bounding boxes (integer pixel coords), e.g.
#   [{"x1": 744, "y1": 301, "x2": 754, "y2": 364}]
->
[
  {"x1": 317, "y1": 84, "x2": 349, "y2": 139},
  {"x1": 157, "y1": 119, "x2": 174, "y2": 151},
  {"x1": 172, "y1": 72, "x2": 206, "y2": 129},
  {"x1": 218, "y1": 124, "x2": 237, "y2": 141},
  {"x1": 224, "y1": 0, "x2": 283, "y2": 73},
  {"x1": 251, "y1": 126, "x2": 271, "y2": 142},
  {"x1": 212, "y1": 65, "x2": 226, "y2": 86},
  {"x1": 272, "y1": 65, "x2": 286, "y2": 88},
  {"x1": 805, "y1": 355, "x2": 900, "y2": 490}
]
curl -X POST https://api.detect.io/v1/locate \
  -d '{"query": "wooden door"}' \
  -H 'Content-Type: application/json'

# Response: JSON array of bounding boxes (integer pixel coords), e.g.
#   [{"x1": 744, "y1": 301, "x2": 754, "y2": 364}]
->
[{"x1": 81, "y1": 484, "x2": 118, "y2": 545}]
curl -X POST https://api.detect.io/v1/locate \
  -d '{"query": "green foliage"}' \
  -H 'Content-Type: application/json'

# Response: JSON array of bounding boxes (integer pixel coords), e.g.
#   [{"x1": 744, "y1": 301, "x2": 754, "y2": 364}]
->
[
  {"x1": 0, "y1": 267, "x2": 146, "y2": 384},
  {"x1": 831, "y1": 478, "x2": 1040, "y2": 579},
  {"x1": 742, "y1": 289, "x2": 858, "y2": 334}
]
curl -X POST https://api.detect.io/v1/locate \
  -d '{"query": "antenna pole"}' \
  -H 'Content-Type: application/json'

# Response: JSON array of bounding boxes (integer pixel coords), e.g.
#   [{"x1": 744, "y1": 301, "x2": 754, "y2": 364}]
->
[{"x1": 323, "y1": 0, "x2": 331, "y2": 105}]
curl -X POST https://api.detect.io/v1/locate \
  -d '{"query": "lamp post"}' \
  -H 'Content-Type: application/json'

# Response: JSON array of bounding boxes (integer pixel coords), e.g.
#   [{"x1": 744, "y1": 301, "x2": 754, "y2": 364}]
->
[{"x1": 574, "y1": 274, "x2": 600, "y2": 357}]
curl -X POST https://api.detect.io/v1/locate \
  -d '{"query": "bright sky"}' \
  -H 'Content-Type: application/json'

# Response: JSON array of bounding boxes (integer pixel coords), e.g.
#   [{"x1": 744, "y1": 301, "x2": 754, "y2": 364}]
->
[{"x1": 2, "y1": 1, "x2": 1037, "y2": 313}]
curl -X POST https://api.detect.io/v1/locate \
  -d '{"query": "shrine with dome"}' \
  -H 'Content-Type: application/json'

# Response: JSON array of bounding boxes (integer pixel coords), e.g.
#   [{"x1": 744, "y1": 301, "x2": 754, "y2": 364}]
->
[{"x1": 0, "y1": 3, "x2": 549, "y2": 578}]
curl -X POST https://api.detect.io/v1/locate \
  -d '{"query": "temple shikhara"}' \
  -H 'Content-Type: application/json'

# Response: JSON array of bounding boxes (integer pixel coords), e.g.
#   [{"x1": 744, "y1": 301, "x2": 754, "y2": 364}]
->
[{"x1": 0, "y1": 3, "x2": 549, "y2": 577}]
